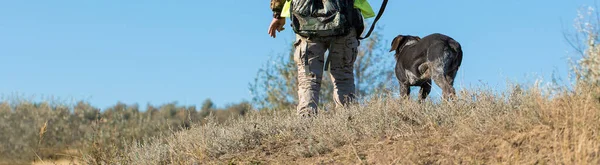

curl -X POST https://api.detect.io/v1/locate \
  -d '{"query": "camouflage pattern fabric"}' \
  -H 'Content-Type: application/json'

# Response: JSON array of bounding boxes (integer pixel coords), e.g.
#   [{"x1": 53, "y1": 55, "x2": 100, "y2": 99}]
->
[
  {"x1": 293, "y1": 28, "x2": 359, "y2": 116},
  {"x1": 270, "y1": 0, "x2": 286, "y2": 13}
]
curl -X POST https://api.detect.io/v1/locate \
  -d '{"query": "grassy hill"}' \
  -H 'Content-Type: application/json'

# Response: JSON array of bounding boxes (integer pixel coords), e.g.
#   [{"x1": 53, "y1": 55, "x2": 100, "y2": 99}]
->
[
  {"x1": 1, "y1": 81, "x2": 599, "y2": 165},
  {"x1": 94, "y1": 83, "x2": 600, "y2": 164}
]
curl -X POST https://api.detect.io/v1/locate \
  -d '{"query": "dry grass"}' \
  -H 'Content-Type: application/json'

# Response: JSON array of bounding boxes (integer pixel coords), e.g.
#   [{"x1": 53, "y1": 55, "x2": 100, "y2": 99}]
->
[
  {"x1": 109, "y1": 82, "x2": 600, "y2": 164},
  {"x1": 0, "y1": 100, "x2": 251, "y2": 165}
]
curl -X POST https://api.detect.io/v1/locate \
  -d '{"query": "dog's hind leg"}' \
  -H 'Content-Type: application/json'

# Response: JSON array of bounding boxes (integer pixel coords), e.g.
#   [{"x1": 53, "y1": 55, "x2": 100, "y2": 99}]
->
[
  {"x1": 419, "y1": 80, "x2": 432, "y2": 101},
  {"x1": 444, "y1": 70, "x2": 459, "y2": 100},
  {"x1": 428, "y1": 45, "x2": 459, "y2": 101},
  {"x1": 441, "y1": 53, "x2": 460, "y2": 101},
  {"x1": 432, "y1": 75, "x2": 455, "y2": 101},
  {"x1": 399, "y1": 84, "x2": 411, "y2": 99},
  {"x1": 431, "y1": 70, "x2": 456, "y2": 101}
]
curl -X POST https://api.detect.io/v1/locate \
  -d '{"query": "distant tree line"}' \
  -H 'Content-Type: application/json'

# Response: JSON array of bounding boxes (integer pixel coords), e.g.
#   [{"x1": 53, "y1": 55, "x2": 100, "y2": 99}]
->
[{"x1": 0, "y1": 99, "x2": 251, "y2": 164}]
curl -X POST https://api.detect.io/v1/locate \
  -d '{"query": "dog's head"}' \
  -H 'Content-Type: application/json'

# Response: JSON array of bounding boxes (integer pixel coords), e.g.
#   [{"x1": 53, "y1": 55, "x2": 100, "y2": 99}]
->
[{"x1": 390, "y1": 35, "x2": 421, "y2": 53}]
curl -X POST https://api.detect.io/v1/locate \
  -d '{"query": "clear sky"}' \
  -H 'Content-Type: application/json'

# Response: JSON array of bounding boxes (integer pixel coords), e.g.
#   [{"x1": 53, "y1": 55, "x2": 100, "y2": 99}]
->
[{"x1": 0, "y1": 0, "x2": 595, "y2": 109}]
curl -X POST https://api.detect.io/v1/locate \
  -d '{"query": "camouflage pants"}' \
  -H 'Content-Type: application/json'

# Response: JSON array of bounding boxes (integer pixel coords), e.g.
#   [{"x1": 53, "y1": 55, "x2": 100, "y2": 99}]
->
[{"x1": 293, "y1": 29, "x2": 359, "y2": 116}]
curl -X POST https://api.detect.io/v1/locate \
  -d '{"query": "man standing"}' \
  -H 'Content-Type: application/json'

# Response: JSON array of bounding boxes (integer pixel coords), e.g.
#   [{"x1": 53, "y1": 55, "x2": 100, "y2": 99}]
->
[{"x1": 268, "y1": 0, "x2": 374, "y2": 117}]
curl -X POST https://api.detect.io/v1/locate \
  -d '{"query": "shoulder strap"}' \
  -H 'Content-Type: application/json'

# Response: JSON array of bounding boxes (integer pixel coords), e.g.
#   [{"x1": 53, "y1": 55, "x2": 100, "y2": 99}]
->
[{"x1": 358, "y1": 0, "x2": 388, "y2": 40}]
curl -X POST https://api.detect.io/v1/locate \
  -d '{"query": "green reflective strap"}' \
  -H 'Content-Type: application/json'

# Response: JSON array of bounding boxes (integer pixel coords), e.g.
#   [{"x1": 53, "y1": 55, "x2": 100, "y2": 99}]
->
[
  {"x1": 354, "y1": 0, "x2": 375, "y2": 18},
  {"x1": 281, "y1": 1, "x2": 291, "y2": 18}
]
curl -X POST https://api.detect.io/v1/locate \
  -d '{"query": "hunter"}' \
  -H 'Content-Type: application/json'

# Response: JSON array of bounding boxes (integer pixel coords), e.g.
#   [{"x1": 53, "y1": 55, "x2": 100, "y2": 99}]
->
[{"x1": 268, "y1": 0, "x2": 376, "y2": 117}]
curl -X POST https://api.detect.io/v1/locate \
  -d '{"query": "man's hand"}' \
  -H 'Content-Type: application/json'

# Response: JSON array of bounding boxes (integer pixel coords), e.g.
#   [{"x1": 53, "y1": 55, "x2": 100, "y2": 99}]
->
[{"x1": 268, "y1": 18, "x2": 286, "y2": 38}]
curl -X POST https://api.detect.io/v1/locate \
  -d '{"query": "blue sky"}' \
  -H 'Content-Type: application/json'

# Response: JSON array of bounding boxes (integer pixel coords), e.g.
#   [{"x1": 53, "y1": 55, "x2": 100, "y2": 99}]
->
[{"x1": 0, "y1": 0, "x2": 595, "y2": 109}]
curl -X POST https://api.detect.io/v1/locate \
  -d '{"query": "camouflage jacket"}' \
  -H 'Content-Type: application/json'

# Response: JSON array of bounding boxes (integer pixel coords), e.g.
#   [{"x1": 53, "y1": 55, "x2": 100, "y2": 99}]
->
[{"x1": 270, "y1": 0, "x2": 286, "y2": 18}]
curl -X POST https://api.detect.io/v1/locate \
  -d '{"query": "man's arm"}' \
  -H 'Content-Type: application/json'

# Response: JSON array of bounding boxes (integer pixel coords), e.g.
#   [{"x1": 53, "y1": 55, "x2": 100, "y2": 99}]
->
[
  {"x1": 270, "y1": 0, "x2": 286, "y2": 19},
  {"x1": 268, "y1": 0, "x2": 286, "y2": 38}
]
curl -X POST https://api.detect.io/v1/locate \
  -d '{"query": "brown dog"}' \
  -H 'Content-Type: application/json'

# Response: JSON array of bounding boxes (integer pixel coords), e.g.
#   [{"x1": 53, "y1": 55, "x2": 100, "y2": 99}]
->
[{"x1": 389, "y1": 33, "x2": 463, "y2": 100}]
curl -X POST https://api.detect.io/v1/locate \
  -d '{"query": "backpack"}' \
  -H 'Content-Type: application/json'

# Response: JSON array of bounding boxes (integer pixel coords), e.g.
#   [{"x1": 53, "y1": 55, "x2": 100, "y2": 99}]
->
[{"x1": 289, "y1": 0, "x2": 362, "y2": 38}]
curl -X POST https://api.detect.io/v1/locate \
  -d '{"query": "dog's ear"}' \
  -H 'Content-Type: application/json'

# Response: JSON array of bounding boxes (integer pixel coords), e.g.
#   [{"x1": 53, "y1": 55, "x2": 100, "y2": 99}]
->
[
  {"x1": 415, "y1": 36, "x2": 421, "y2": 41},
  {"x1": 390, "y1": 35, "x2": 405, "y2": 52}
]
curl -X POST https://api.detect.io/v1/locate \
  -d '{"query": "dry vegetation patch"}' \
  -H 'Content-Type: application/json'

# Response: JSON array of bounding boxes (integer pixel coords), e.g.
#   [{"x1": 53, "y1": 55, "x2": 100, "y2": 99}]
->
[{"x1": 112, "y1": 84, "x2": 600, "y2": 164}]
